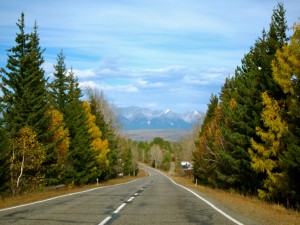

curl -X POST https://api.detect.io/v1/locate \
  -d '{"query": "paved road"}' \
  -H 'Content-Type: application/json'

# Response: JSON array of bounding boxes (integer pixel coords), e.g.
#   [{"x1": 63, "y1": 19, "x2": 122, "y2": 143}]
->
[{"x1": 0, "y1": 166, "x2": 250, "y2": 225}]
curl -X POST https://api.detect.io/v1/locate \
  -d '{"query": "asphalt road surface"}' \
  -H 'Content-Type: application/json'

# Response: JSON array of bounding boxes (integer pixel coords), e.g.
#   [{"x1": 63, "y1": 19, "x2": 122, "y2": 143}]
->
[{"x1": 0, "y1": 166, "x2": 255, "y2": 225}]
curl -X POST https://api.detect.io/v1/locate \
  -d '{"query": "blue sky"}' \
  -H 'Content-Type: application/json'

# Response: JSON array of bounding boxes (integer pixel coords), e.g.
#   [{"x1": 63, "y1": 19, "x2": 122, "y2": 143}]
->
[{"x1": 0, "y1": 0, "x2": 299, "y2": 113}]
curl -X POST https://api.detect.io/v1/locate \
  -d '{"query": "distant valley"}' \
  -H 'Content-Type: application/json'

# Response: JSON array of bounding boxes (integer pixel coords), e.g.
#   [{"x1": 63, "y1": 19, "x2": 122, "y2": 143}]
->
[{"x1": 122, "y1": 129, "x2": 193, "y2": 142}]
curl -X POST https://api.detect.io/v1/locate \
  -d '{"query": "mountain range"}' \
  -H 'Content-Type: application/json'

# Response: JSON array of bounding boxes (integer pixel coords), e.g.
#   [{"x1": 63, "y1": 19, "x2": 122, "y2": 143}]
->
[{"x1": 117, "y1": 106, "x2": 205, "y2": 130}]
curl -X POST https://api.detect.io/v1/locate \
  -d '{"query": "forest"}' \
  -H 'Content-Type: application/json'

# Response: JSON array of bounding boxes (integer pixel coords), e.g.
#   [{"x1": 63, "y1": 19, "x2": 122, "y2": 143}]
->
[
  {"x1": 0, "y1": 13, "x2": 140, "y2": 194},
  {"x1": 0, "y1": 12, "x2": 190, "y2": 196},
  {"x1": 193, "y1": 3, "x2": 300, "y2": 208}
]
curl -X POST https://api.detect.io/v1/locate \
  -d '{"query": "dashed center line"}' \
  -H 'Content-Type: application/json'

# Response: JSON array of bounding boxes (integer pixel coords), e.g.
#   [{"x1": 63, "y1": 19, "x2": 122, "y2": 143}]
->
[
  {"x1": 98, "y1": 182, "x2": 150, "y2": 225},
  {"x1": 113, "y1": 203, "x2": 126, "y2": 214},
  {"x1": 98, "y1": 216, "x2": 111, "y2": 225},
  {"x1": 127, "y1": 196, "x2": 135, "y2": 202}
]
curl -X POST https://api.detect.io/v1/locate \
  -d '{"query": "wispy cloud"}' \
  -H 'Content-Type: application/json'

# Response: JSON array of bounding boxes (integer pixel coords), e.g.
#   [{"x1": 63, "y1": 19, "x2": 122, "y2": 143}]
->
[{"x1": 1, "y1": 0, "x2": 299, "y2": 112}]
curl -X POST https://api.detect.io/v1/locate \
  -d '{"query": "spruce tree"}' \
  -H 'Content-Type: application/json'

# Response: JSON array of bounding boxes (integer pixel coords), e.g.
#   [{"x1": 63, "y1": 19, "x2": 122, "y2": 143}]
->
[
  {"x1": 216, "y1": 3, "x2": 288, "y2": 193},
  {"x1": 0, "y1": 13, "x2": 49, "y2": 143},
  {"x1": 26, "y1": 22, "x2": 50, "y2": 142},
  {"x1": 63, "y1": 69, "x2": 94, "y2": 184},
  {"x1": 1, "y1": 12, "x2": 31, "y2": 137},
  {"x1": 51, "y1": 50, "x2": 69, "y2": 113}
]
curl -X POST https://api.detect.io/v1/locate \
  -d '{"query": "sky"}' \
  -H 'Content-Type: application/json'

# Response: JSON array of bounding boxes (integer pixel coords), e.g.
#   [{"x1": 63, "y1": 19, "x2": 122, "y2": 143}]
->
[{"x1": 0, "y1": 0, "x2": 299, "y2": 113}]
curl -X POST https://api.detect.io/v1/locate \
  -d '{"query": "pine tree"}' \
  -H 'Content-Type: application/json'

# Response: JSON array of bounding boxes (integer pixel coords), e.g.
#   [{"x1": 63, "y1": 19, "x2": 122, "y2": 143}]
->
[
  {"x1": 215, "y1": 3, "x2": 289, "y2": 193},
  {"x1": 51, "y1": 50, "x2": 69, "y2": 113},
  {"x1": 0, "y1": 14, "x2": 49, "y2": 143},
  {"x1": 1, "y1": 12, "x2": 31, "y2": 137},
  {"x1": 62, "y1": 69, "x2": 95, "y2": 184}
]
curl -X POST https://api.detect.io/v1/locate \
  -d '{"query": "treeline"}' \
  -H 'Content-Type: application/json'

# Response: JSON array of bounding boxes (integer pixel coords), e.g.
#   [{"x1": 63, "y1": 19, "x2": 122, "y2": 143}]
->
[
  {"x1": 193, "y1": 3, "x2": 300, "y2": 208},
  {"x1": 131, "y1": 137, "x2": 177, "y2": 170},
  {"x1": 0, "y1": 13, "x2": 138, "y2": 195}
]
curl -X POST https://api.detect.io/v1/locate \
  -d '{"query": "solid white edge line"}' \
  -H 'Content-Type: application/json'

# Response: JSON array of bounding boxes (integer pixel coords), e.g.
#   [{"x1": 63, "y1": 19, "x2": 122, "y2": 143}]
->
[
  {"x1": 155, "y1": 169, "x2": 244, "y2": 225},
  {"x1": 98, "y1": 216, "x2": 112, "y2": 225},
  {"x1": 113, "y1": 203, "x2": 126, "y2": 214},
  {"x1": 0, "y1": 174, "x2": 146, "y2": 212}
]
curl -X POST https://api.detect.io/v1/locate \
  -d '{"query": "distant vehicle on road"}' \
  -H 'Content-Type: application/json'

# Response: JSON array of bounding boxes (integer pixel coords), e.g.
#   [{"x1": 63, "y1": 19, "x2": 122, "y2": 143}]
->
[{"x1": 181, "y1": 161, "x2": 192, "y2": 170}]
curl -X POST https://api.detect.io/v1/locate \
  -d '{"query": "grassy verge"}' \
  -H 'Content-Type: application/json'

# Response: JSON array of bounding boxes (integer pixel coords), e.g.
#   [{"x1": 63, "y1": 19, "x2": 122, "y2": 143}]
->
[
  {"x1": 172, "y1": 174, "x2": 300, "y2": 225},
  {"x1": 0, "y1": 169, "x2": 149, "y2": 210}
]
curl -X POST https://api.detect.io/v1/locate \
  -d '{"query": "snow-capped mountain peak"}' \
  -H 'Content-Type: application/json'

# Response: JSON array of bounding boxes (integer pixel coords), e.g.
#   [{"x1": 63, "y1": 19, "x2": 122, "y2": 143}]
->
[
  {"x1": 117, "y1": 106, "x2": 204, "y2": 130},
  {"x1": 164, "y1": 109, "x2": 171, "y2": 114}
]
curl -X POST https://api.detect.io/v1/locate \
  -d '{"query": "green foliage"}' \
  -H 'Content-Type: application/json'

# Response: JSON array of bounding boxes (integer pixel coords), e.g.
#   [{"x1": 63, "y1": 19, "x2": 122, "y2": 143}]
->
[
  {"x1": 87, "y1": 88, "x2": 120, "y2": 179},
  {"x1": 270, "y1": 23, "x2": 300, "y2": 206},
  {"x1": 83, "y1": 101, "x2": 109, "y2": 178},
  {"x1": 0, "y1": 125, "x2": 10, "y2": 194},
  {"x1": 50, "y1": 50, "x2": 69, "y2": 113},
  {"x1": 0, "y1": 12, "x2": 134, "y2": 193},
  {"x1": 249, "y1": 92, "x2": 288, "y2": 200},
  {"x1": 193, "y1": 3, "x2": 298, "y2": 207},
  {"x1": 1, "y1": 13, "x2": 50, "y2": 142},
  {"x1": 11, "y1": 126, "x2": 45, "y2": 194},
  {"x1": 44, "y1": 107, "x2": 70, "y2": 185},
  {"x1": 152, "y1": 137, "x2": 172, "y2": 170}
]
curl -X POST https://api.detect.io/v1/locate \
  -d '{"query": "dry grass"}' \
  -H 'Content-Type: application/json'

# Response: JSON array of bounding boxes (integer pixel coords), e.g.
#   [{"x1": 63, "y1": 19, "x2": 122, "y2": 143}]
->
[
  {"x1": 172, "y1": 175, "x2": 300, "y2": 225},
  {"x1": 0, "y1": 169, "x2": 149, "y2": 210}
]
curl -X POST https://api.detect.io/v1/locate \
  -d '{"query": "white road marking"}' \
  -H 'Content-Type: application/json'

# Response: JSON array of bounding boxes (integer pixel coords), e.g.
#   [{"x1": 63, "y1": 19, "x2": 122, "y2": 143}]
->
[
  {"x1": 0, "y1": 179, "x2": 141, "y2": 212},
  {"x1": 113, "y1": 203, "x2": 126, "y2": 214},
  {"x1": 134, "y1": 193, "x2": 139, "y2": 196},
  {"x1": 98, "y1": 216, "x2": 111, "y2": 225},
  {"x1": 127, "y1": 196, "x2": 135, "y2": 202},
  {"x1": 155, "y1": 169, "x2": 244, "y2": 225}
]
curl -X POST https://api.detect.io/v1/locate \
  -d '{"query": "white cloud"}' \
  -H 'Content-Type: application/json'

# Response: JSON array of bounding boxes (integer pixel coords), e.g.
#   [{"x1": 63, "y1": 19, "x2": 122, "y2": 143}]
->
[
  {"x1": 1, "y1": 0, "x2": 300, "y2": 113},
  {"x1": 79, "y1": 81, "x2": 102, "y2": 89},
  {"x1": 71, "y1": 69, "x2": 95, "y2": 78}
]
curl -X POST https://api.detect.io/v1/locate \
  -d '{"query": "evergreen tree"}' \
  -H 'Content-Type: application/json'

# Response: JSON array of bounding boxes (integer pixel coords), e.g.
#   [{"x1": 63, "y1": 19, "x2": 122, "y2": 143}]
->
[
  {"x1": 51, "y1": 50, "x2": 69, "y2": 112},
  {"x1": 0, "y1": 13, "x2": 49, "y2": 143},
  {"x1": 1, "y1": 12, "x2": 31, "y2": 137},
  {"x1": 216, "y1": 3, "x2": 288, "y2": 193},
  {"x1": 62, "y1": 69, "x2": 95, "y2": 184}
]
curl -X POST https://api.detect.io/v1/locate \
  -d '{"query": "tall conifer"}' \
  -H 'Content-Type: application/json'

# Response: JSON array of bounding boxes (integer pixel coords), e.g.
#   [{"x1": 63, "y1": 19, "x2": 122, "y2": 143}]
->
[
  {"x1": 1, "y1": 14, "x2": 49, "y2": 143},
  {"x1": 51, "y1": 50, "x2": 69, "y2": 113}
]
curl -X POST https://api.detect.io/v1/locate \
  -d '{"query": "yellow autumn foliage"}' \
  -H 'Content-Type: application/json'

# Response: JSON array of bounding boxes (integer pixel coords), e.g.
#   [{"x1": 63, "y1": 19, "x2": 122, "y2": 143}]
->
[
  {"x1": 46, "y1": 107, "x2": 70, "y2": 164},
  {"x1": 272, "y1": 23, "x2": 300, "y2": 95},
  {"x1": 83, "y1": 101, "x2": 109, "y2": 169},
  {"x1": 249, "y1": 92, "x2": 287, "y2": 200},
  {"x1": 11, "y1": 126, "x2": 45, "y2": 192}
]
